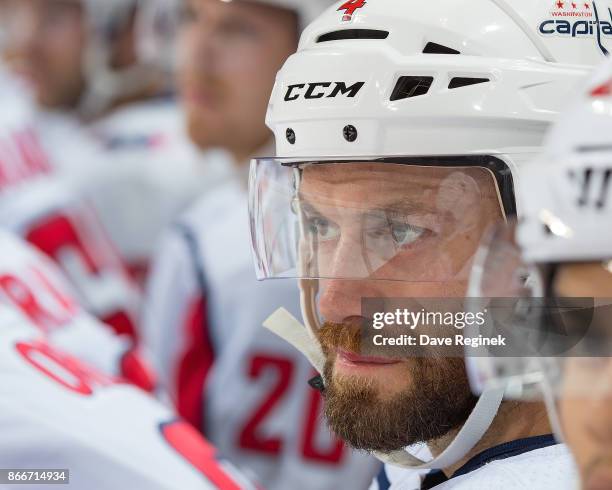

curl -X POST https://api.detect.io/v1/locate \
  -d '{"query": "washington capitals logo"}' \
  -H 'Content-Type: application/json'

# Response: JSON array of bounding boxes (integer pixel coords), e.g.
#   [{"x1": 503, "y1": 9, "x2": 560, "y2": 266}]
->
[
  {"x1": 539, "y1": 0, "x2": 611, "y2": 56},
  {"x1": 338, "y1": 0, "x2": 366, "y2": 22}
]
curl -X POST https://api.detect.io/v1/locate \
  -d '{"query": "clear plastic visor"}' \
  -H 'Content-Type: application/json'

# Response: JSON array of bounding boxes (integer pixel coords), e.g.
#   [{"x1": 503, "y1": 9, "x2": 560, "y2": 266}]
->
[
  {"x1": 250, "y1": 158, "x2": 509, "y2": 283},
  {"x1": 466, "y1": 220, "x2": 612, "y2": 400}
]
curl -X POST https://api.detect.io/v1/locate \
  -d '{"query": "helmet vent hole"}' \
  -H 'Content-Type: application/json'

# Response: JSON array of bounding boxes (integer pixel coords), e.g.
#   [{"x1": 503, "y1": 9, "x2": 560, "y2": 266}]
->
[
  {"x1": 317, "y1": 29, "x2": 389, "y2": 43},
  {"x1": 390, "y1": 76, "x2": 434, "y2": 101},
  {"x1": 423, "y1": 42, "x2": 460, "y2": 55},
  {"x1": 448, "y1": 77, "x2": 490, "y2": 89}
]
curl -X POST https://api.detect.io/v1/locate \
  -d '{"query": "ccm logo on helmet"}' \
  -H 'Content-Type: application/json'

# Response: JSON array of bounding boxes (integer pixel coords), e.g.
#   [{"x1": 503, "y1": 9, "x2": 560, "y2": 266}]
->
[{"x1": 284, "y1": 82, "x2": 365, "y2": 102}]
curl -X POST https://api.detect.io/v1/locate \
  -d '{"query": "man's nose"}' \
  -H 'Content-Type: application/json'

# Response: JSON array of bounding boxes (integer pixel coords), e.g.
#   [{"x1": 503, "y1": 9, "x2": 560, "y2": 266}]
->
[
  {"x1": 316, "y1": 234, "x2": 376, "y2": 323},
  {"x1": 318, "y1": 279, "x2": 364, "y2": 323},
  {"x1": 188, "y1": 28, "x2": 221, "y2": 75}
]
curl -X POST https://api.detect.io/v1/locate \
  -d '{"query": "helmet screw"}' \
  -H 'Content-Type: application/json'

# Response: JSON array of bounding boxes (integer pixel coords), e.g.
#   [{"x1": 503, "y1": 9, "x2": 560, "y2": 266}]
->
[
  {"x1": 286, "y1": 128, "x2": 296, "y2": 145},
  {"x1": 343, "y1": 125, "x2": 358, "y2": 142}
]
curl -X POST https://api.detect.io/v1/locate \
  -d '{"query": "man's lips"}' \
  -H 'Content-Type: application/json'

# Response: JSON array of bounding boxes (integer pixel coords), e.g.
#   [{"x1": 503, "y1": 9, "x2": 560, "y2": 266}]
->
[{"x1": 336, "y1": 348, "x2": 400, "y2": 366}]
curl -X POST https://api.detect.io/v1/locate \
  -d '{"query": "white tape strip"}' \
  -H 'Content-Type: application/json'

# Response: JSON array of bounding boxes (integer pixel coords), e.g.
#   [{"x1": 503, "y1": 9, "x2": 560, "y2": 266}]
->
[{"x1": 263, "y1": 308, "x2": 326, "y2": 374}]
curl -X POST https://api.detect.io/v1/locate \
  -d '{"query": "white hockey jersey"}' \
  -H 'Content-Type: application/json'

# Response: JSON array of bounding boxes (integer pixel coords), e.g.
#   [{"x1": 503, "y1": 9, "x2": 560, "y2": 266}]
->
[
  {"x1": 0, "y1": 229, "x2": 154, "y2": 390},
  {"x1": 0, "y1": 304, "x2": 255, "y2": 490},
  {"x1": 0, "y1": 104, "x2": 141, "y2": 339},
  {"x1": 142, "y1": 170, "x2": 381, "y2": 490},
  {"x1": 85, "y1": 99, "x2": 231, "y2": 280},
  {"x1": 371, "y1": 437, "x2": 578, "y2": 489}
]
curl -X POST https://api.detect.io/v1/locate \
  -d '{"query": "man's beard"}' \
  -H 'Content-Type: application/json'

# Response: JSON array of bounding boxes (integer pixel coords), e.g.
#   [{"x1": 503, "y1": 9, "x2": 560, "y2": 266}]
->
[{"x1": 319, "y1": 320, "x2": 478, "y2": 453}]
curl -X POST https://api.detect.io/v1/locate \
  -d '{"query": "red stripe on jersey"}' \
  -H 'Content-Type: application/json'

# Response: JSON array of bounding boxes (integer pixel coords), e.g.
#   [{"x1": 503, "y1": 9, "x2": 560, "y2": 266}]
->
[
  {"x1": 120, "y1": 348, "x2": 157, "y2": 393},
  {"x1": 161, "y1": 420, "x2": 244, "y2": 490},
  {"x1": 176, "y1": 296, "x2": 214, "y2": 431},
  {"x1": 104, "y1": 310, "x2": 138, "y2": 340},
  {"x1": 26, "y1": 214, "x2": 99, "y2": 272}
]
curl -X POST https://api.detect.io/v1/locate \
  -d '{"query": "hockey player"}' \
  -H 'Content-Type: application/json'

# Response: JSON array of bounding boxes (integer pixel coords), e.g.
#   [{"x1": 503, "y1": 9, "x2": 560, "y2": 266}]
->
[
  {"x1": 0, "y1": 74, "x2": 141, "y2": 339},
  {"x1": 0, "y1": 0, "x2": 227, "y2": 282},
  {"x1": 0, "y1": 228, "x2": 154, "y2": 390},
  {"x1": 0, "y1": 13, "x2": 144, "y2": 358},
  {"x1": 142, "y1": 0, "x2": 381, "y2": 488},
  {"x1": 248, "y1": 0, "x2": 608, "y2": 488},
  {"x1": 467, "y1": 57, "x2": 612, "y2": 490},
  {"x1": 0, "y1": 302, "x2": 255, "y2": 490}
]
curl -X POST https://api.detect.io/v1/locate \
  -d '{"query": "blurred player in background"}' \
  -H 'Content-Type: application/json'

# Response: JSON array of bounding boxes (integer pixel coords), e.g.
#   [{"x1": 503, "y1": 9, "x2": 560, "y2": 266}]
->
[
  {"x1": 142, "y1": 0, "x2": 381, "y2": 488},
  {"x1": 0, "y1": 8, "x2": 253, "y2": 485},
  {"x1": 0, "y1": 228, "x2": 156, "y2": 390},
  {"x1": 0, "y1": 65, "x2": 141, "y2": 340},
  {"x1": 468, "y1": 58, "x2": 612, "y2": 490},
  {"x1": 0, "y1": 302, "x2": 256, "y2": 489},
  {"x1": 0, "y1": 0, "x2": 228, "y2": 284}
]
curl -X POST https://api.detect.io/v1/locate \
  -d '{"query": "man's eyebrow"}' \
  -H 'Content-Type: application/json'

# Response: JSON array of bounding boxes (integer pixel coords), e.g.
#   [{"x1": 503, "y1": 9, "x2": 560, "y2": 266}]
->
[
  {"x1": 383, "y1": 200, "x2": 436, "y2": 215},
  {"x1": 296, "y1": 194, "x2": 437, "y2": 216}
]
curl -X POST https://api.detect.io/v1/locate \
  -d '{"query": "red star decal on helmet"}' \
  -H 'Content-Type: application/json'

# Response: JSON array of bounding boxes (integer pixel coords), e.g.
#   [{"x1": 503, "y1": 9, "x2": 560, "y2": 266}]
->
[
  {"x1": 556, "y1": 0, "x2": 564, "y2": 8},
  {"x1": 338, "y1": 0, "x2": 367, "y2": 22},
  {"x1": 590, "y1": 79, "x2": 612, "y2": 97}
]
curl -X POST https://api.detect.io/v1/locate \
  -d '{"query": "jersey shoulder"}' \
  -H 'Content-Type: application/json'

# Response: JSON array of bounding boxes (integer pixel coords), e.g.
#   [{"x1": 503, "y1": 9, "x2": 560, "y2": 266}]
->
[
  {"x1": 179, "y1": 165, "x2": 246, "y2": 232},
  {"x1": 436, "y1": 444, "x2": 578, "y2": 489},
  {"x1": 0, "y1": 307, "x2": 255, "y2": 490},
  {"x1": 91, "y1": 98, "x2": 196, "y2": 161}
]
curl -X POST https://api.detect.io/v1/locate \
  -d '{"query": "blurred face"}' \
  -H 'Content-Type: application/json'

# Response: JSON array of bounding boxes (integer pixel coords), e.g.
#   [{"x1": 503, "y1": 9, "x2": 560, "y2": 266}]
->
[
  {"x1": 554, "y1": 263, "x2": 612, "y2": 490},
  {"x1": 298, "y1": 163, "x2": 505, "y2": 452},
  {"x1": 0, "y1": 0, "x2": 86, "y2": 109},
  {"x1": 178, "y1": 0, "x2": 298, "y2": 159}
]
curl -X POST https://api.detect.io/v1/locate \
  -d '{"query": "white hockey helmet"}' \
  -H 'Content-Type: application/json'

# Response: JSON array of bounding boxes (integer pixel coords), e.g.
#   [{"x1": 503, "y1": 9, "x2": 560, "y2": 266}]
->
[
  {"x1": 250, "y1": 0, "x2": 607, "y2": 470},
  {"x1": 468, "y1": 57, "x2": 612, "y2": 415},
  {"x1": 519, "y1": 62, "x2": 612, "y2": 264}
]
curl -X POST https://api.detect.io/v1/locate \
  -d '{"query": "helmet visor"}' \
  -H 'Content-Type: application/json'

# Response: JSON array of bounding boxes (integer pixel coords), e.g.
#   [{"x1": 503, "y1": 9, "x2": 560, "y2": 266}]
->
[{"x1": 250, "y1": 157, "x2": 511, "y2": 283}]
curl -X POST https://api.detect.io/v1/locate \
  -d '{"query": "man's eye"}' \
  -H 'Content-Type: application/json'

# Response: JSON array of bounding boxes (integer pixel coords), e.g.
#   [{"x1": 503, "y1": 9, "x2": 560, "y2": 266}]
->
[
  {"x1": 308, "y1": 217, "x2": 339, "y2": 241},
  {"x1": 389, "y1": 221, "x2": 425, "y2": 246}
]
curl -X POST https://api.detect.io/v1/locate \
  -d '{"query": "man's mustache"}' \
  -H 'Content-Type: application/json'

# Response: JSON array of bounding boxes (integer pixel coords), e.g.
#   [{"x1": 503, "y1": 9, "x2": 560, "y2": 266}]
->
[
  {"x1": 317, "y1": 316, "x2": 457, "y2": 359},
  {"x1": 318, "y1": 317, "x2": 407, "y2": 358},
  {"x1": 318, "y1": 317, "x2": 367, "y2": 355}
]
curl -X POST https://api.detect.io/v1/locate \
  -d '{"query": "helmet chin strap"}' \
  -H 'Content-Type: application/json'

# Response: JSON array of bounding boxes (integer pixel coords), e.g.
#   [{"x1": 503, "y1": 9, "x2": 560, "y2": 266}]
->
[
  {"x1": 373, "y1": 386, "x2": 505, "y2": 470},
  {"x1": 262, "y1": 281, "x2": 505, "y2": 471},
  {"x1": 538, "y1": 361, "x2": 565, "y2": 444}
]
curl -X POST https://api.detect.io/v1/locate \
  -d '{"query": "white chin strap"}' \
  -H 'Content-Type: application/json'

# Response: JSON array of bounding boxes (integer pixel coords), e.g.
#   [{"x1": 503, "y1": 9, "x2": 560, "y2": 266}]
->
[{"x1": 262, "y1": 280, "x2": 505, "y2": 470}]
